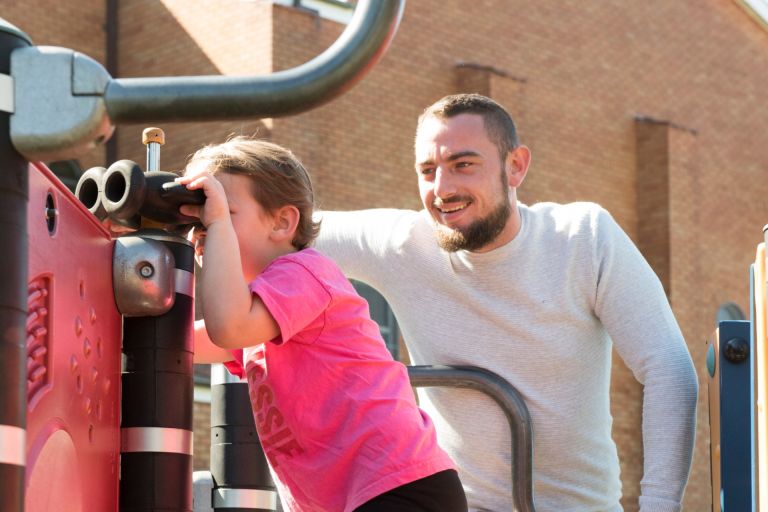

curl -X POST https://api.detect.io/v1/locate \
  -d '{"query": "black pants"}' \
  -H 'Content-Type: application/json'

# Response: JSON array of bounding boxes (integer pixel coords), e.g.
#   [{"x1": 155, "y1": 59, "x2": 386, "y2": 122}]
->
[{"x1": 354, "y1": 469, "x2": 468, "y2": 512}]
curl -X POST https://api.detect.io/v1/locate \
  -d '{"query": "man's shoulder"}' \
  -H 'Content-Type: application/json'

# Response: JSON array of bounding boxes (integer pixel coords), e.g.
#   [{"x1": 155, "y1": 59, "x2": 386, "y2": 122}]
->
[
  {"x1": 527, "y1": 200, "x2": 606, "y2": 217},
  {"x1": 525, "y1": 201, "x2": 610, "y2": 235}
]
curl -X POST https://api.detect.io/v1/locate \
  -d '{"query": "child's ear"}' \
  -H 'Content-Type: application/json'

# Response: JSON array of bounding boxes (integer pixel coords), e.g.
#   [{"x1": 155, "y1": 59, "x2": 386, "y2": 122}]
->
[{"x1": 270, "y1": 205, "x2": 300, "y2": 244}]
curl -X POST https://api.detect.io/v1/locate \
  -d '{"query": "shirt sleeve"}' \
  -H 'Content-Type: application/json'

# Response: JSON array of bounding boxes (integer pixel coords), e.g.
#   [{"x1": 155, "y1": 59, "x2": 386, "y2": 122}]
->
[
  {"x1": 591, "y1": 208, "x2": 698, "y2": 512},
  {"x1": 313, "y1": 209, "x2": 415, "y2": 282},
  {"x1": 249, "y1": 257, "x2": 332, "y2": 344},
  {"x1": 223, "y1": 349, "x2": 245, "y2": 379}
]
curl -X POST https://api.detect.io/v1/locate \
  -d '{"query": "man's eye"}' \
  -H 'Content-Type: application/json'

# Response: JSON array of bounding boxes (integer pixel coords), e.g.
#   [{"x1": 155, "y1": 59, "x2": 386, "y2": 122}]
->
[{"x1": 419, "y1": 167, "x2": 435, "y2": 175}]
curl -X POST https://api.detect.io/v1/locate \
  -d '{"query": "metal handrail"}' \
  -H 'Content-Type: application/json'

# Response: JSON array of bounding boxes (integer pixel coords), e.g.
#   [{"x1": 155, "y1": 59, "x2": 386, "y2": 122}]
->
[
  {"x1": 105, "y1": 0, "x2": 405, "y2": 123},
  {"x1": 408, "y1": 365, "x2": 536, "y2": 512}
]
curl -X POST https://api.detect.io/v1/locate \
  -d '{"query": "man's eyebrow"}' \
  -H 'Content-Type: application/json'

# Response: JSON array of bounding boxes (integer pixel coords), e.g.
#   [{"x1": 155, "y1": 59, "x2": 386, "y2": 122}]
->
[
  {"x1": 416, "y1": 150, "x2": 481, "y2": 167},
  {"x1": 446, "y1": 150, "x2": 481, "y2": 161}
]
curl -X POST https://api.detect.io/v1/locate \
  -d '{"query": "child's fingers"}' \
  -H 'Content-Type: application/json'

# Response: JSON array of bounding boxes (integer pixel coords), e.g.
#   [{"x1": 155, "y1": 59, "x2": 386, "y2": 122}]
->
[
  {"x1": 180, "y1": 204, "x2": 202, "y2": 218},
  {"x1": 182, "y1": 176, "x2": 206, "y2": 189},
  {"x1": 176, "y1": 174, "x2": 214, "y2": 190},
  {"x1": 190, "y1": 175, "x2": 222, "y2": 192}
]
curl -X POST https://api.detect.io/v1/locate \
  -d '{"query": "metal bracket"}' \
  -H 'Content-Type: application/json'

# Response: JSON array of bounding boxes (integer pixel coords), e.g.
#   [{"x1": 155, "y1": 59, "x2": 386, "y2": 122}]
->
[
  {"x1": 113, "y1": 235, "x2": 175, "y2": 317},
  {"x1": 10, "y1": 46, "x2": 114, "y2": 162}
]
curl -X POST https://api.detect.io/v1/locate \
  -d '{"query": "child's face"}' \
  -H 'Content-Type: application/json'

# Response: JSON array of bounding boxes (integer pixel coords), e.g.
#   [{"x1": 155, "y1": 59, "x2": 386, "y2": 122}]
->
[{"x1": 216, "y1": 173, "x2": 277, "y2": 281}]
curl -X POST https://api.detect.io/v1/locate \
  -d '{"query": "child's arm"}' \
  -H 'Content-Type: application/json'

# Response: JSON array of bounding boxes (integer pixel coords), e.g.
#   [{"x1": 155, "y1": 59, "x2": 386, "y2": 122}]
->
[
  {"x1": 192, "y1": 319, "x2": 235, "y2": 364},
  {"x1": 177, "y1": 173, "x2": 281, "y2": 349}
]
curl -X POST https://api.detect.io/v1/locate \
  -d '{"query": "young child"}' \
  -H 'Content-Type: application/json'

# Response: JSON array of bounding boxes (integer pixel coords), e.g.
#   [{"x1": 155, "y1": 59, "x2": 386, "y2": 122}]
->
[{"x1": 177, "y1": 137, "x2": 467, "y2": 512}]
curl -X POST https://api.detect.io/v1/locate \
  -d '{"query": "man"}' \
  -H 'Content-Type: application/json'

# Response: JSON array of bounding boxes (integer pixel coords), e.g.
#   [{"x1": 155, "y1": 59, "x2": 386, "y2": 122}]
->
[{"x1": 315, "y1": 93, "x2": 698, "y2": 511}]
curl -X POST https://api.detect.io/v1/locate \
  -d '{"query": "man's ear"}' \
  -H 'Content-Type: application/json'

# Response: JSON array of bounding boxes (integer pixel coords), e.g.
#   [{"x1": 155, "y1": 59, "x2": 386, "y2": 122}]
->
[
  {"x1": 270, "y1": 205, "x2": 300, "y2": 243},
  {"x1": 505, "y1": 145, "x2": 531, "y2": 188}
]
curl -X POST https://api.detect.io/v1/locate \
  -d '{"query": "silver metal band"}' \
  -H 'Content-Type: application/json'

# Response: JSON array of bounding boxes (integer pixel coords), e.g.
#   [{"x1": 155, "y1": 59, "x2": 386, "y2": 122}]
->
[
  {"x1": 174, "y1": 268, "x2": 194, "y2": 298},
  {"x1": 0, "y1": 74, "x2": 14, "y2": 113},
  {"x1": 121, "y1": 427, "x2": 193, "y2": 455},
  {"x1": 213, "y1": 488, "x2": 277, "y2": 510},
  {"x1": 0, "y1": 425, "x2": 25, "y2": 466}
]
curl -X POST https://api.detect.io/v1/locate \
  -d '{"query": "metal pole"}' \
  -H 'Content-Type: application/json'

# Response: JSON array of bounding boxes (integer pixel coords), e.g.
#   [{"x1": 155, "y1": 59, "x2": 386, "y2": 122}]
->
[
  {"x1": 120, "y1": 231, "x2": 196, "y2": 511},
  {"x1": 407, "y1": 365, "x2": 536, "y2": 512},
  {"x1": 210, "y1": 367, "x2": 277, "y2": 512},
  {"x1": 104, "y1": 0, "x2": 404, "y2": 123},
  {"x1": 0, "y1": 17, "x2": 32, "y2": 512}
]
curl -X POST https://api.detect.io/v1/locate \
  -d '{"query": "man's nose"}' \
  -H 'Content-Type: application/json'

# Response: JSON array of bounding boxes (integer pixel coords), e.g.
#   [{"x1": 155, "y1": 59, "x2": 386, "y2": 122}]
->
[{"x1": 433, "y1": 168, "x2": 457, "y2": 199}]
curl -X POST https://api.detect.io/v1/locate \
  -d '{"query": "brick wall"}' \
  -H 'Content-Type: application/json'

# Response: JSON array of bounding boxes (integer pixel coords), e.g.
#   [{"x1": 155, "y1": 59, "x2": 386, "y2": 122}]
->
[
  {"x1": 9, "y1": 1, "x2": 768, "y2": 509},
  {"x1": 193, "y1": 400, "x2": 211, "y2": 471}
]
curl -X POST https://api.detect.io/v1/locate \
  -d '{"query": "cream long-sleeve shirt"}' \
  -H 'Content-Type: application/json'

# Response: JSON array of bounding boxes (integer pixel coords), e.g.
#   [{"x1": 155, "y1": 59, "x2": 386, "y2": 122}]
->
[{"x1": 315, "y1": 201, "x2": 698, "y2": 512}]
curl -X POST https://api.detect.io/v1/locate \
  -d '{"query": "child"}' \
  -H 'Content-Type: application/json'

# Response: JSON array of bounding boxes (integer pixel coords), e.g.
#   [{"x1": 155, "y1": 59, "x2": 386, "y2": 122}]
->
[{"x1": 177, "y1": 137, "x2": 467, "y2": 512}]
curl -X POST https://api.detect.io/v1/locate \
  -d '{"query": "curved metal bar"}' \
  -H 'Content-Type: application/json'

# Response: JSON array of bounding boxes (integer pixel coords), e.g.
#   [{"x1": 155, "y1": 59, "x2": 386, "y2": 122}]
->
[
  {"x1": 105, "y1": 0, "x2": 404, "y2": 123},
  {"x1": 407, "y1": 365, "x2": 536, "y2": 512}
]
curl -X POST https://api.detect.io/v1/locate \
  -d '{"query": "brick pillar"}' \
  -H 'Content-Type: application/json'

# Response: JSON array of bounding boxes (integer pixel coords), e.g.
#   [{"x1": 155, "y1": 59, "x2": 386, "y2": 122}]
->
[
  {"x1": 635, "y1": 117, "x2": 672, "y2": 296},
  {"x1": 454, "y1": 62, "x2": 527, "y2": 124}
]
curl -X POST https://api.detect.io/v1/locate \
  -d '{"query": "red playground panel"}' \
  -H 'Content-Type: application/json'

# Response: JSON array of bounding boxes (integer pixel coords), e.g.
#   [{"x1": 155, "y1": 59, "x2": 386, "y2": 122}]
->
[{"x1": 25, "y1": 162, "x2": 121, "y2": 512}]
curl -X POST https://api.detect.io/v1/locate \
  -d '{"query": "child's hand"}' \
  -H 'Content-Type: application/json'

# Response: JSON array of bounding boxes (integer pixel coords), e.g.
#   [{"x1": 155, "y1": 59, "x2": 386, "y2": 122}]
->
[{"x1": 175, "y1": 173, "x2": 229, "y2": 228}]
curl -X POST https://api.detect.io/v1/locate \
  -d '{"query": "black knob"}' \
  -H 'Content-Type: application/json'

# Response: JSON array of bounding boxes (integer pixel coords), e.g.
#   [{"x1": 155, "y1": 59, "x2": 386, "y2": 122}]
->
[{"x1": 724, "y1": 338, "x2": 749, "y2": 364}]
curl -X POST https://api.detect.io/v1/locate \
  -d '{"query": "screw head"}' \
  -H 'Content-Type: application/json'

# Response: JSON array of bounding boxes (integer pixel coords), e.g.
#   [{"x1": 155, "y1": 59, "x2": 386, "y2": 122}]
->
[
  {"x1": 724, "y1": 338, "x2": 749, "y2": 364},
  {"x1": 139, "y1": 264, "x2": 154, "y2": 278}
]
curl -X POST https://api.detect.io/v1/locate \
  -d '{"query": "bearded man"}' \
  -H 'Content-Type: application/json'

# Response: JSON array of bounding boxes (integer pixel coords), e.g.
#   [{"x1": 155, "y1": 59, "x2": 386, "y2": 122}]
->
[{"x1": 315, "y1": 93, "x2": 697, "y2": 512}]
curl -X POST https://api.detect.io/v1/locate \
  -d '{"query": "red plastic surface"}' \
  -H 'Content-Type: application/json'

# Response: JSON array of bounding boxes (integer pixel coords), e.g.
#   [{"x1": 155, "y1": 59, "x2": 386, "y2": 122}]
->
[{"x1": 25, "y1": 162, "x2": 121, "y2": 512}]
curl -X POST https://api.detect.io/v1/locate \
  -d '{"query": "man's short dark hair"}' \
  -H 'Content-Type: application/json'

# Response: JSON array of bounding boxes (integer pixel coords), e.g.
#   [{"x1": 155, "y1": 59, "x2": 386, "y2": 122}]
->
[{"x1": 418, "y1": 94, "x2": 520, "y2": 161}]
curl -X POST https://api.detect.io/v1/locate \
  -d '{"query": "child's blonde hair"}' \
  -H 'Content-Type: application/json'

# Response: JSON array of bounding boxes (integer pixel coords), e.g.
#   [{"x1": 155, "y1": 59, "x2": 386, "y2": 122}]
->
[{"x1": 187, "y1": 136, "x2": 320, "y2": 249}]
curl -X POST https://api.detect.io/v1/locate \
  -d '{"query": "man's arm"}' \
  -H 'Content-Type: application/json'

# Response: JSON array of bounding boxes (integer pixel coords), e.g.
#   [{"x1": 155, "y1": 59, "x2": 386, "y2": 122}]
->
[
  {"x1": 592, "y1": 208, "x2": 698, "y2": 512},
  {"x1": 314, "y1": 208, "x2": 416, "y2": 282}
]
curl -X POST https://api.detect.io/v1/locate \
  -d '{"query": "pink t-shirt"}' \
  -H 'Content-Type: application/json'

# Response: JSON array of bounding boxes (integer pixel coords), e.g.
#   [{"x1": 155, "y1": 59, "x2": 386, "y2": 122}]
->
[{"x1": 224, "y1": 248, "x2": 455, "y2": 512}]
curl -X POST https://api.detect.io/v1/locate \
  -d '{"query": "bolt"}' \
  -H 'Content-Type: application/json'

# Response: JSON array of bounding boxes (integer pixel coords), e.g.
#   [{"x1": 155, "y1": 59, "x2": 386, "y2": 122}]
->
[
  {"x1": 724, "y1": 338, "x2": 749, "y2": 364},
  {"x1": 139, "y1": 264, "x2": 154, "y2": 278}
]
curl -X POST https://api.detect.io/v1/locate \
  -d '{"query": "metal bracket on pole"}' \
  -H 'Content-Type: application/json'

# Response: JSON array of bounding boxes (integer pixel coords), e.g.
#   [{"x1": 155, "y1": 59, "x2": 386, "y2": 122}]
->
[{"x1": 10, "y1": 46, "x2": 113, "y2": 162}]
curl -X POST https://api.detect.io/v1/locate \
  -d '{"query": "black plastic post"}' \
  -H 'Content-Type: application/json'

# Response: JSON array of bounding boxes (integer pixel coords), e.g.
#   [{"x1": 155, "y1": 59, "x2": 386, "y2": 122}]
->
[
  {"x1": 0, "y1": 18, "x2": 32, "y2": 512},
  {"x1": 120, "y1": 231, "x2": 196, "y2": 511},
  {"x1": 211, "y1": 381, "x2": 277, "y2": 512}
]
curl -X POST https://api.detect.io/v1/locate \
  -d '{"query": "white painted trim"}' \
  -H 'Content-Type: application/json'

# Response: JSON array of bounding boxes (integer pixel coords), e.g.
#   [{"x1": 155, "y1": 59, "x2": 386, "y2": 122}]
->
[
  {"x1": 194, "y1": 384, "x2": 212, "y2": 403},
  {"x1": 737, "y1": 0, "x2": 768, "y2": 30},
  {"x1": 270, "y1": 0, "x2": 353, "y2": 24}
]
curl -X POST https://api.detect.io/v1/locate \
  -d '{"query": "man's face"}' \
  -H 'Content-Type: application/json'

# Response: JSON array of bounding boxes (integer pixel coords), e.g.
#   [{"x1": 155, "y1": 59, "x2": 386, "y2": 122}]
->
[{"x1": 415, "y1": 113, "x2": 514, "y2": 253}]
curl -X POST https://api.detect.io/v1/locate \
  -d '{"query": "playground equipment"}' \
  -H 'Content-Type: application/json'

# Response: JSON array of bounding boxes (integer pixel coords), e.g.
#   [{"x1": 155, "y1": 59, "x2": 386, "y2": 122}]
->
[
  {"x1": 0, "y1": 2, "x2": 538, "y2": 511},
  {"x1": 707, "y1": 229, "x2": 768, "y2": 511}
]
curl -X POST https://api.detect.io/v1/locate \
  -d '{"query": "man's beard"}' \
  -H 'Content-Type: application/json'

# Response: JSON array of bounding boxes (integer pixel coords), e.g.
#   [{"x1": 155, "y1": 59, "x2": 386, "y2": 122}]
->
[{"x1": 434, "y1": 190, "x2": 511, "y2": 252}]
